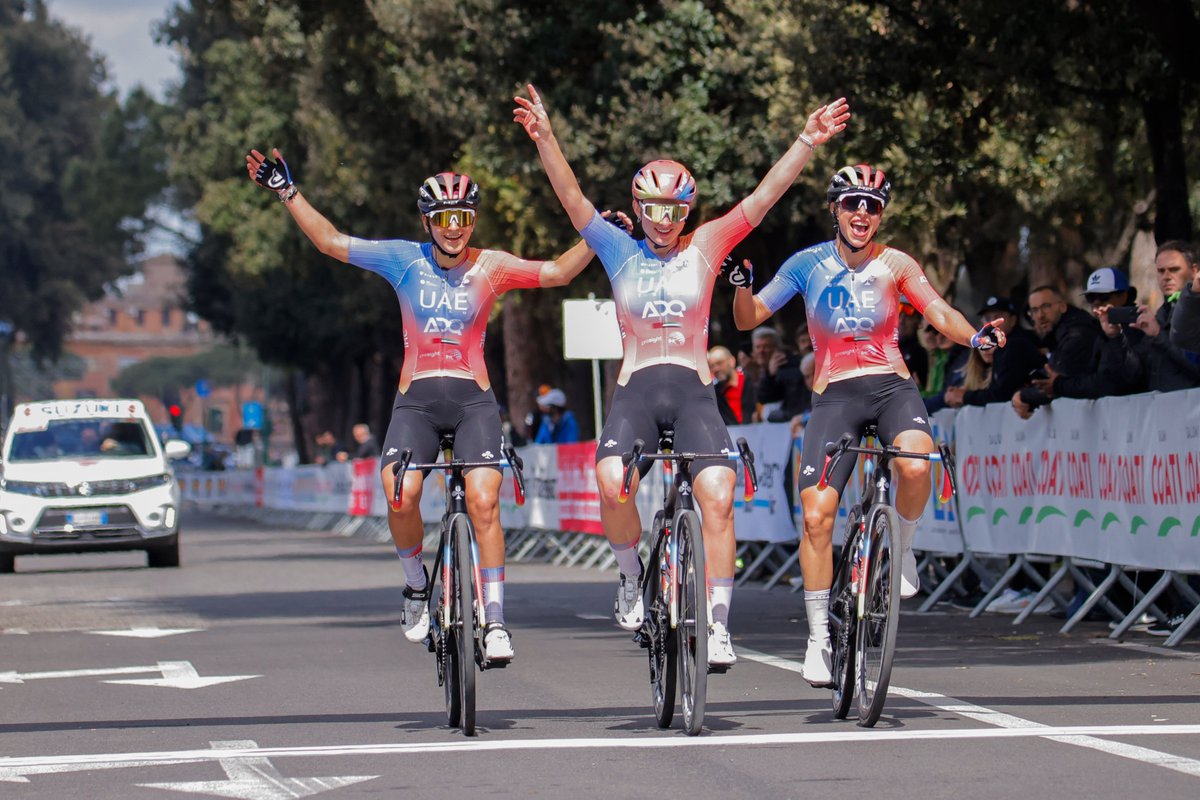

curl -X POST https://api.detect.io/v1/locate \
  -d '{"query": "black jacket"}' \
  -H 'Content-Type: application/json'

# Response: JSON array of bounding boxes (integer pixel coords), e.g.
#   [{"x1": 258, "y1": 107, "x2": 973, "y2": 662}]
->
[
  {"x1": 1052, "y1": 307, "x2": 1147, "y2": 399},
  {"x1": 961, "y1": 326, "x2": 1045, "y2": 406},
  {"x1": 757, "y1": 353, "x2": 811, "y2": 421},
  {"x1": 1124, "y1": 299, "x2": 1200, "y2": 392},
  {"x1": 1019, "y1": 305, "x2": 1101, "y2": 407},
  {"x1": 714, "y1": 369, "x2": 757, "y2": 426},
  {"x1": 1170, "y1": 283, "x2": 1200, "y2": 353}
]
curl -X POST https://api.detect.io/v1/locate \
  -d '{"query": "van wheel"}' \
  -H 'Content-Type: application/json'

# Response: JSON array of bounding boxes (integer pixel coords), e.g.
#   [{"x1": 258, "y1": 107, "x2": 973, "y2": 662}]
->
[
  {"x1": 147, "y1": 540, "x2": 180, "y2": 568},
  {"x1": 0, "y1": 553, "x2": 14, "y2": 574}
]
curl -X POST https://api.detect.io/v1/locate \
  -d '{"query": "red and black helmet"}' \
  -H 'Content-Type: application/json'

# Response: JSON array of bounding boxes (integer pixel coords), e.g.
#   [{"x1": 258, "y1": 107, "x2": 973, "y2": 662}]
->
[
  {"x1": 416, "y1": 171, "x2": 481, "y2": 215},
  {"x1": 826, "y1": 164, "x2": 892, "y2": 208}
]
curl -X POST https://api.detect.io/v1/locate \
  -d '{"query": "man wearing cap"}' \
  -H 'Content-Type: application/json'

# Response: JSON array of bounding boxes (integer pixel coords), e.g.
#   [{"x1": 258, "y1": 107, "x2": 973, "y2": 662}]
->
[
  {"x1": 944, "y1": 296, "x2": 1043, "y2": 408},
  {"x1": 1011, "y1": 285, "x2": 1102, "y2": 418},
  {"x1": 533, "y1": 388, "x2": 580, "y2": 444}
]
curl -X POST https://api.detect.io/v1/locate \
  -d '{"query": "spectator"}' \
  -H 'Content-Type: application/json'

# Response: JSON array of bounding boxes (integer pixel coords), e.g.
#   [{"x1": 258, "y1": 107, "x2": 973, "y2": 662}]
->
[
  {"x1": 1170, "y1": 251, "x2": 1200, "y2": 352},
  {"x1": 533, "y1": 388, "x2": 579, "y2": 444},
  {"x1": 921, "y1": 321, "x2": 969, "y2": 413},
  {"x1": 1112, "y1": 240, "x2": 1200, "y2": 392},
  {"x1": 499, "y1": 406, "x2": 528, "y2": 447},
  {"x1": 944, "y1": 296, "x2": 1044, "y2": 408},
  {"x1": 789, "y1": 352, "x2": 817, "y2": 439},
  {"x1": 313, "y1": 430, "x2": 348, "y2": 465},
  {"x1": 1029, "y1": 268, "x2": 1146, "y2": 401},
  {"x1": 708, "y1": 345, "x2": 757, "y2": 425},
  {"x1": 351, "y1": 423, "x2": 379, "y2": 460},
  {"x1": 741, "y1": 326, "x2": 781, "y2": 387},
  {"x1": 755, "y1": 327, "x2": 812, "y2": 423},
  {"x1": 523, "y1": 383, "x2": 552, "y2": 444},
  {"x1": 1012, "y1": 285, "x2": 1102, "y2": 418}
]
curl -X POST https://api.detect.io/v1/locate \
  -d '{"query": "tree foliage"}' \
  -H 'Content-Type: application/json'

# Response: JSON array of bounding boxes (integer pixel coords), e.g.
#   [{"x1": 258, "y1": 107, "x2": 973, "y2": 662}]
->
[{"x1": 0, "y1": 0, "x2": 168, "y2": 361}]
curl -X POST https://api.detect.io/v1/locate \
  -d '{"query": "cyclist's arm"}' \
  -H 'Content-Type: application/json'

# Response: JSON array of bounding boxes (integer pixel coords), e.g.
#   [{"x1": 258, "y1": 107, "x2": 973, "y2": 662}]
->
[
  {"x1": 281, "y1": 191, "x2": 352, "y2": 263},
  {"x1": 733, "y1": 288, "x2": 774, "y2": 330},
  {"x1": 735, "y1": 251, "x2": 807, "y2": 330},
  {"x1": 922, "y1": 299, "x2": 983, "y2": 348},
  {"x1": 538, "y1": 239, "x2": 596, "y2": 287},
  {"x1": 740, "y1": 98, "x2": 849, "y2": 226},
  {"x1": 514, "y1": 85, "x2": 597, "y2": 232}
]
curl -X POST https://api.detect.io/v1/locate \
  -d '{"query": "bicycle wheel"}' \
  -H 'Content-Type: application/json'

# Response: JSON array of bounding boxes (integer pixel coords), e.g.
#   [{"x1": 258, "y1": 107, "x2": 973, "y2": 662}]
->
[
  {"x1": 675, "y1": 510, "x2": 708, "y2": 736},
  {"x1": 856, "y1": 504, "x2": 901, "y2": 727},
  {"x1": 643, "y1": 523, "x2": 676, "y2": 728},
  {"x1": 439, "y1": 539, "x2": 461, "y2": 728},
  {"x1": 453, "y1": 515, "x2": 477, "y2": 736},
  {"x1": 829, "y1": 506, "x2": 863, "y2": 719}
]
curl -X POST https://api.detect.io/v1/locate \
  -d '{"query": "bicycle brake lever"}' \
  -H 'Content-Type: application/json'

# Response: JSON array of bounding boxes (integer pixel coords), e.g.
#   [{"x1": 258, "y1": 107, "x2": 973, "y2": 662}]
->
[
  {"x1": 390, "y1": 449, "x2": 413, "y2": 512},
  {"x1": 619, "y1": 439, "x2": 644, "y2": 503},
  {"x1": 504, "y1": 444, "x2": 527, "y2": 507},
  {"x1": 736, "y1": 437, "x2": 758, "y2": 501}
]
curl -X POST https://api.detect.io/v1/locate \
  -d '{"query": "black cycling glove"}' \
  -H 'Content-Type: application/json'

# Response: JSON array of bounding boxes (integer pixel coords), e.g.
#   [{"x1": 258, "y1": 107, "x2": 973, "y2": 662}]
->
[
  {"x1": 722, "y1": 255, "x2": 753, "y2": 288},
  {"x1": 252, "y1": 153, "x2": 294, "y2": 195}
]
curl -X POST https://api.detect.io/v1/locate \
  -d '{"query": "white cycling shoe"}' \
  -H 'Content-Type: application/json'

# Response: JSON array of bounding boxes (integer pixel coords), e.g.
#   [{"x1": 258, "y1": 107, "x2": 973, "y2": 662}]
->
[
  {"x1": 483, "y1": 623, "x2": 515, "y2": 663},
  {"x1": 899, "y1": 546, "x2": 920, "y2": 600},
  {"x1": 707, "y1": 621, "x2": 736, "y2": 667},
  {"x1": 401, "y1": 573, "x2": 431, "y2": 643},
  {"x1": 614, "y1": 564, "x2": 645, "y2": 631},
  {"x1": 802, "y1": 637, "x2": 833, "y2": 687}
]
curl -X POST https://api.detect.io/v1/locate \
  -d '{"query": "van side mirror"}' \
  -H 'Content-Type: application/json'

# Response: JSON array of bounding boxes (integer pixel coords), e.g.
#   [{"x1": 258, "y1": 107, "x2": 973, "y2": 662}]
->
[{"x1": 164, "y1": 439, "x2": 192, "y2": 460}]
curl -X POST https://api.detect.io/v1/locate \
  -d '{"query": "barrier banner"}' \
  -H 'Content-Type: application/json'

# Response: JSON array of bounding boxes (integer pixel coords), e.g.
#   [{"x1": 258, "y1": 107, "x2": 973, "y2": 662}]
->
[
  {"x1": 500, "y1": 445, "x2": 553, "y2": 530},
  {"x1": 955, "y1": 389, "x2": 1200, "y2": 571},
  {"x1": 350, "y1": 458, "x2": 375, "y2": 516},
  {"x1": 262, "y1": 463, "x2": 353, "y2": 513},
  {"x1": 732, "y1": 422, "x2": 797, "y2": 543},
  {"x1": 558, "y1": 442, "x2": 603, "y2": 534}
]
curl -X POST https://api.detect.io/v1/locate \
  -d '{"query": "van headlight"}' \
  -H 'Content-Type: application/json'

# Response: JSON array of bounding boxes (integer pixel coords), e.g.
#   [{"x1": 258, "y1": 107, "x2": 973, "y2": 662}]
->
[{"x1": 130, "y1": 473, "x2": 174, "y2": 491}]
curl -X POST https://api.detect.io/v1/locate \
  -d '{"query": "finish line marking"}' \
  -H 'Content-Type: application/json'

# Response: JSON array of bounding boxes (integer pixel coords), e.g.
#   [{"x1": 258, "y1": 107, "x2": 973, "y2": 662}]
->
[{"x1": 738, "y1": 647, "x2": 1200, "y2": 779}]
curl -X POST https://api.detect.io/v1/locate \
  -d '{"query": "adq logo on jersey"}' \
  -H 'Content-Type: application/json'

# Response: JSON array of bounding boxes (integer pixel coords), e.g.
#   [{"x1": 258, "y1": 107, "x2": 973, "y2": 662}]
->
[
  {"x1": 423, "y1": 317, "x2": 465, "y2": 335},
  {"x1": 641, "y1": 300, "x2": 687, "y2": 319}
]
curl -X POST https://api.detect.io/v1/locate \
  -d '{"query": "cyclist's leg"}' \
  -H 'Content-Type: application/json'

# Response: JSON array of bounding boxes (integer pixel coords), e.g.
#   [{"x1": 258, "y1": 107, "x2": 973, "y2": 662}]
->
[
  {"x1": 874, "y1": 376, "x2": 934, "y2": 598},
  {"x1": 379, "y1": 386, "x2": 441, "y2": 641},
  {"x1": 673, "y1": 376, "x2": 738, "y2": 665},
  {"x1": 453, "y1": 386, "x2": 513, "y2": 660},
  {"x1": 595, "y1": 376, "x2": 658, "y2": 630},
  {"x1": 796, "y1": 380, "x2": 870, "y2": 684}
]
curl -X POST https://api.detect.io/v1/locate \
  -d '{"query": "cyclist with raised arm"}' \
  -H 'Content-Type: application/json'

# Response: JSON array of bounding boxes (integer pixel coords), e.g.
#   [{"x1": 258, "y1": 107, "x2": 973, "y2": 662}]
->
[
  {"x1": 733, "y1": 165, "x2": 1006, "y2": 686},
  {"x1": 246, "y1": 149, "x2": 623, "y2": 663},
  {"x1": 514, "y1": 84, "x2": 849, "y2": 667}
]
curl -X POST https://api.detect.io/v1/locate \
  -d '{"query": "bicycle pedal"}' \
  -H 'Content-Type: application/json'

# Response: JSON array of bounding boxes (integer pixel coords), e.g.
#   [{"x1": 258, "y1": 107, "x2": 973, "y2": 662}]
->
[
  {"x1": 481, "y1": 657, "x2": 511, "y2": 670},
  {"x1": 707, "y1": 664, "x2": 731, "y2": 675},
  {"x1": 632, "y1": 630, "x2": 650, "y2": 648}
]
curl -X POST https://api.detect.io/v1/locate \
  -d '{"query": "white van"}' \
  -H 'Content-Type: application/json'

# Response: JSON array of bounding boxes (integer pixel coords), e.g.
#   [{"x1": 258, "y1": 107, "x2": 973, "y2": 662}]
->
[{"x1": 0, "y1": 399, "x2": 191, "y2": 573}]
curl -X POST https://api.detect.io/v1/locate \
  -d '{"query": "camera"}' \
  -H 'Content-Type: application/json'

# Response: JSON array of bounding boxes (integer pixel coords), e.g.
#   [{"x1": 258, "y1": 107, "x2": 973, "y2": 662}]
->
[
  {"x1": 1106, "y1": 306, "x2": 1139, "y2": 326},
  {"x1": 1028, "y1": 367, "x2": 1049, "y2": 381}
]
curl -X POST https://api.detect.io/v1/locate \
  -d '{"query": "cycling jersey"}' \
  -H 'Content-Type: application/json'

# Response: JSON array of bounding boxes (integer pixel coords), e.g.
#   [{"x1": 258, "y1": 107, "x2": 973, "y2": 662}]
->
[
  {"x1": 581, "y1": 206, "x2": 752, "y2": 385},
  {"x1": 757, "y1": 241, "x2": 941, "y2": 393},
  {"x1": 348, "y1": 238, "x2": 542, "y2": 392}
]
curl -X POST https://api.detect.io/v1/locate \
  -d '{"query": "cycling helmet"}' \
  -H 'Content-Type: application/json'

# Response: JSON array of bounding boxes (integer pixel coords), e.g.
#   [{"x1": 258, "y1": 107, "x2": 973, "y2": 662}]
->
[
  {"x1": 416, "y1": 171, "x2": 481, "y2": 215},
  {"x1": 631, "y1": 160, "x2": 697, "y2": 205},
  {"x1": 825, "y1": 164, "x2": 892, "y2": 208}
]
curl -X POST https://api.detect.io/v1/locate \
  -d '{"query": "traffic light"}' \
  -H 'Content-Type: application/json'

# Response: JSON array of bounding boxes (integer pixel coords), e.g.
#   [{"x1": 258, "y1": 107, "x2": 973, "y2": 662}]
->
[{"x1": 168, "y1": 403, "x2": 184, "y2": 431}]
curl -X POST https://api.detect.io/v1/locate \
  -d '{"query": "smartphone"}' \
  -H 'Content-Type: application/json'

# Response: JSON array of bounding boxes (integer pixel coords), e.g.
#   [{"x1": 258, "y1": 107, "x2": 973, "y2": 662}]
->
[
  {"x1": 1107, "y1": 306, "x2": 1139, "y2": 326},
  {"x1": 1028, "y1": 367, "x2": 1049, "y2": 381}
]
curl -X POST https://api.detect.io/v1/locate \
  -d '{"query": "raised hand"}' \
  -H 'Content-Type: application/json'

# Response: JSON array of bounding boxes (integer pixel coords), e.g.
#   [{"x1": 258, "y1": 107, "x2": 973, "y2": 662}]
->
[
  {"x1": 802, "y1": 97, "x2": 851, "y2": 146},
  {"x1": 513, "y1": 84, "x2": 552, "y2": 142},
  {"x1": 601, "y1": 209, "x2": 635, "y2": 235},
  {"x1": 246, "y1": 148, "x2": 293, "y2": 195}
]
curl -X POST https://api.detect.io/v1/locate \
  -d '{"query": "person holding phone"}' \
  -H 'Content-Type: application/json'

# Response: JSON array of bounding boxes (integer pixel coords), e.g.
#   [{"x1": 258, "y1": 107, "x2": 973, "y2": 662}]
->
[{"x1": 1011, "y1": 284, "x2": 1103, "y2": 418}]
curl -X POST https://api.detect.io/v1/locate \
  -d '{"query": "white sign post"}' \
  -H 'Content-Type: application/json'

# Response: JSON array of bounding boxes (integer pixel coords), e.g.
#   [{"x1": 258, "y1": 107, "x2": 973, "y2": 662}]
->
[{"x1": 562, "y1": 296, "x2": 623, "y2": 438}]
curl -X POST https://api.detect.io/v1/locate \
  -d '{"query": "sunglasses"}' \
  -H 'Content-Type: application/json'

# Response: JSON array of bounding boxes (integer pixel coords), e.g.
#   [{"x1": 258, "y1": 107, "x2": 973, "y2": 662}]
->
[
  {"x1": 837, "y1": 196, "x2": 884, "y2": 216},
  {"x1": 640, "y1": 202, "x2": 689, "y2": 224},
  {"x1": 426, "y1": 208, "x2": 476, "y2": 228}
]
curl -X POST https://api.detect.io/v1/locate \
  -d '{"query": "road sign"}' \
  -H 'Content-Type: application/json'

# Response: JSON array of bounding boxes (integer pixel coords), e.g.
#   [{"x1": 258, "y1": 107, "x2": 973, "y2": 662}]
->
[
  {"x1": 241, "y1": 401, "x2": 264, "y2": 430},
  {"x1": 195, "y1": 379, "x2": 211, "y2": 398}
]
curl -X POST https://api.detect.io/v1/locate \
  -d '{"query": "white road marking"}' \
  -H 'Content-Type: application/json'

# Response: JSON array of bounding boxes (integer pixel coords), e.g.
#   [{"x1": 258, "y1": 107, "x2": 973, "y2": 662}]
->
[
  {"x1": 138, "y1": 740, "x2": 376, "y2": 800},
  {"x1": 1, "y1": 629, "x2": 29, "y2": 635},
  {"x1": 88, "y1": 626, "x2": 204, "y2": 639},
  {"x1": 739, "y1": 647, "x2": 1200, "y2": 778},
  {"x1": 575, "y1": 614, "x2": 611, "y2": 620},
  {"x1": 0, "y1": 724, "x2": 1198, "y2": 780},
  {"x1": 0, "y1": 661, "x2": 259, "y2": 690}
]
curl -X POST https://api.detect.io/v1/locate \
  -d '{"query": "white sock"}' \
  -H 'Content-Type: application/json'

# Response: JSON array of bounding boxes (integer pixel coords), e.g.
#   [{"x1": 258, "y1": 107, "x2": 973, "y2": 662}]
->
[
  {"x1": 481, "y1": 566, "x2": 504, "y2": 624},
  {"x1": 804, "y1": 589, "x2": 831, "y2": 644},
  {"x1": 897, "y1": 512, "x2": 920, "y2": 551},
  {"x1": 709, "y1": 578, "x2": 734, "y2": 625},
  {"x1": 610, "y1": 538, "x2": 642, "y2": 577},
  {"x1": 395, "y1": 544, "x2": 426, "y2": 589}
]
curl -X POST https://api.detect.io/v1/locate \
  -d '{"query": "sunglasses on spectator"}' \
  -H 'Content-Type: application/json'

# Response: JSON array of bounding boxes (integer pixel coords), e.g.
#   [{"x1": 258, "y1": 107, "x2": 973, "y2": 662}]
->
[
  {"x1": 1084, "y1": 291, "x2": 1120, "y2": 304},
  {"x1": 838, "y1": 196, "x2": 884, "y2": 215},
  {"x1": 640, "y1": 202, "x2": 690, "y2": 224},
  {"x1": 426, "y1": 209, "x2": 476, "y2": 228}
]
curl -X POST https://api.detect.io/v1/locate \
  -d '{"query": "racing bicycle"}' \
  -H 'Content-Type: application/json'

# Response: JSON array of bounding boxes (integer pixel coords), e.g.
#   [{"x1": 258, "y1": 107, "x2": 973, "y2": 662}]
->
[
  {"x1": 821, "y1": 426, "x2": 955, "y2": 727},
  {"x1": 391, "y1": 436, "x2": 526, "y2": 737},
  {"x1": 621, "y1": 432, "x2": 758, "y2": 736}
]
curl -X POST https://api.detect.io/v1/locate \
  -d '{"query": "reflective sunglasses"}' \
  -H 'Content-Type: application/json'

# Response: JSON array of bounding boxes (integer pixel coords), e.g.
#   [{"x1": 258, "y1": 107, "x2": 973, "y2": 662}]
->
[
  {"x1": 426, "y1": 208, "x2": 476, "y2": 228},
  {"x1": 640, "y1": 202, "x2": 690, "y2": 224},
  {"x1": 837, "y1": 195, "x2": 884, "y2": 216}
]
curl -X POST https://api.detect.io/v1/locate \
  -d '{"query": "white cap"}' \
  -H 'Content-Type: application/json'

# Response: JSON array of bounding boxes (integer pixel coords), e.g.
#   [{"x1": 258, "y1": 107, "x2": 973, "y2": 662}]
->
[{"x1": 537, "y1": 388, "x2": 566, "y2": 408}]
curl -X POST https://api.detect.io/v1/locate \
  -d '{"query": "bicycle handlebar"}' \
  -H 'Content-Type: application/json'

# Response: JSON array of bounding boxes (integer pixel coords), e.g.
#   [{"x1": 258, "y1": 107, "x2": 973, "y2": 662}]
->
[
  {"x1": 389, "y1": 446, "x2": 527, "y2": 511},
  {"x1": 619, "y1": 437, "x2": 759, "y2": 503},
  {"x1": 817, "y1": 433, "x2": 953, "y2": 497}
]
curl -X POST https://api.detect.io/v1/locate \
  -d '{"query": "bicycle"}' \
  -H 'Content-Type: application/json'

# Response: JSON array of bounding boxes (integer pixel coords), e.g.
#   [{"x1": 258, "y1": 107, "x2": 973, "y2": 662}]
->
[
  {"x1": 820, "y1": 426, "x2": 955, "y2": 727},
  {"x1": 390, "y1": 435, "x2": 527, "y2": 737},
  {"x1": 620, "y1": 432, "x2": 758, "y2": 736}
]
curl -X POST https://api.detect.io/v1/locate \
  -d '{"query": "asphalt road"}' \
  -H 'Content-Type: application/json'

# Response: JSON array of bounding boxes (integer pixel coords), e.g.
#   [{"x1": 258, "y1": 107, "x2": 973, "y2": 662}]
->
[{"x1": 1, "y1": 509, "x2": 1198, "y2": 799}]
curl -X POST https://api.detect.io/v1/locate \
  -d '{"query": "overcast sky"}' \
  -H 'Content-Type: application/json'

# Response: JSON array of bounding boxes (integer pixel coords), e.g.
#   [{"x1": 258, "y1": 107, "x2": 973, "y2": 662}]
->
[{"x1": 47, "y1": 0, "x2": 179, "y2": 99}]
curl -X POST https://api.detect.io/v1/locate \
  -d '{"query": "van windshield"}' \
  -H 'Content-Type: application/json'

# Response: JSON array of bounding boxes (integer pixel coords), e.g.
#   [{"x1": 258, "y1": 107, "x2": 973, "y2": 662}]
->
[{"x1": 8, "y1": 418, "x2": 154, "y2": 462}]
